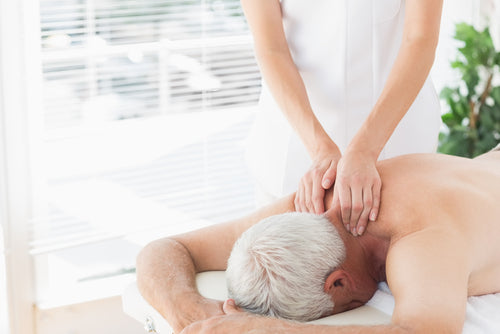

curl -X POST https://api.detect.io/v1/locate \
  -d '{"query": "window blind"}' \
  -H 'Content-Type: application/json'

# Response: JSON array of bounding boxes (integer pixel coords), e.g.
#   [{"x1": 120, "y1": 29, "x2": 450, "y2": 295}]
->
[
  {"x1": 40, "y1": 0, "x2": 259, "y2": 130},
  {"x1": 31, "y1": 0, "x2": 261, "y2": 305}
]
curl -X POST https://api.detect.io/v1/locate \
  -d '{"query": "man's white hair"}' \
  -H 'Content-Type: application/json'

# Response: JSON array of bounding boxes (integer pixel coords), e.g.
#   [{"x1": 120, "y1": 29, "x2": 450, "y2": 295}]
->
[{"x1": 226, "y1": 212, "x2": 346, "y2": 322}]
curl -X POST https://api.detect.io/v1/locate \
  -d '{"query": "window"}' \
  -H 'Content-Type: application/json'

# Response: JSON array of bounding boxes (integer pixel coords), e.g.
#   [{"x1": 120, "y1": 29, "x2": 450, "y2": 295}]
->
[{"x1": 30, "y1": 0, "x2": 261, "y2": 308}]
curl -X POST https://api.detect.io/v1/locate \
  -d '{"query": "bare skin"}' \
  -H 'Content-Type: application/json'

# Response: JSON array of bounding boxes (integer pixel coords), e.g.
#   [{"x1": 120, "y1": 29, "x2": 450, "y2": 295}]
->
[{"x1": 136, "y1": 150, "x2": 500, "y2": 334}]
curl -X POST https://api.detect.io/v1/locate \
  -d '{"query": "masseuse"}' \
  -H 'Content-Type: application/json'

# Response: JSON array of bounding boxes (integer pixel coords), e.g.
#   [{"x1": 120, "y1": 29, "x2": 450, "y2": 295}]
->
[{"x1": 243, "y1": 0, "x2": 443, "y2": 235}]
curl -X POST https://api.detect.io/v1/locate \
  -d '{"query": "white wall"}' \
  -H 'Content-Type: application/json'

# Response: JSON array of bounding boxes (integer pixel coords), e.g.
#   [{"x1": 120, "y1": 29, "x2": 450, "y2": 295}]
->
[{"x1": 432, "y1": 0, "x2": 482, "y2": 93}]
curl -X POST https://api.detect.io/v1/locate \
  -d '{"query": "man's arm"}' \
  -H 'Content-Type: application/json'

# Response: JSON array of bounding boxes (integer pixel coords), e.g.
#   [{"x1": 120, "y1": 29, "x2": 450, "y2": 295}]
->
[
  {"x1": 182, "y1": 314, "x2": 408, "y2": 334},
  {"x1": 136, "y1": 194, "x2": 296, "y2": 333},
  {"x1": 385, "y1": 228, "x2": 468, "y2": 333},
  {"x1": 181, "y1": 300, "x2": 409, "y2": 333}
]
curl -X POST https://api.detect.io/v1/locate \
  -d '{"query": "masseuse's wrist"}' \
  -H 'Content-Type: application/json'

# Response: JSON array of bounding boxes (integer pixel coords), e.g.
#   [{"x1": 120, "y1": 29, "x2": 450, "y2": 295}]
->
[
  {"x1": 345, "y1": 148, "x2": 378, "y2": 163},
  {"x1": 311, "y1": 137, "x2": 340, "y2": 161},
  {"x1": 298, "y1": 115, "x2": 335, "y2": 159},
  {"x1": 345, "y1": 137, "x2": 381, "y2": 162}
]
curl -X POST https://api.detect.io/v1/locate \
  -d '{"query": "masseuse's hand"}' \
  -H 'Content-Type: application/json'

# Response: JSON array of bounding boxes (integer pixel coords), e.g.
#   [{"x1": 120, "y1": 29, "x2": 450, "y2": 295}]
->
[
  {"x1": 331, "y1": 150, "x2": 381, "y2": 236},
  {"x1": 295, "y1": 144, "x2": 342, "y2": 214}
]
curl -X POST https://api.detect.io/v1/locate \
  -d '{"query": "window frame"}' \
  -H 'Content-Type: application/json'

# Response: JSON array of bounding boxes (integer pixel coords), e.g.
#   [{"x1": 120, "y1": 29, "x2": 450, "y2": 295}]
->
[{"x1": 0, "y1": 0, "x2": 43, "y2": 332}]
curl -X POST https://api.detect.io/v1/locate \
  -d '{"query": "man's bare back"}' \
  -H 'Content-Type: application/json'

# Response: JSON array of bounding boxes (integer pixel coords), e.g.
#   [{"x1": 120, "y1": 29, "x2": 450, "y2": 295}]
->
[
  {"x1": 372, "y1": 152, "x2": 500, "y2": 297},
  {"x1": 137, "y1": 150, "x2": 500, "y2": 333}
]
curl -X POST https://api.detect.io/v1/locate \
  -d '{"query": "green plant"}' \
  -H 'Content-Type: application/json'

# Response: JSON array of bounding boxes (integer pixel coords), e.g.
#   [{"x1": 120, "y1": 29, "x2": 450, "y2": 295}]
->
[{"x1": 439, "y1": 23, "x2": 500, "y2": 158}]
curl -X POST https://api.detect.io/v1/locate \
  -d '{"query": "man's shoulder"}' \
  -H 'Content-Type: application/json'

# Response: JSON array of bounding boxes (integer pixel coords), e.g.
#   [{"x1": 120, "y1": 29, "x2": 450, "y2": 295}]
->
[
  {"x1": 386, "y1": 227, "x2": 470, "y2": 279},
  {"x1": 385, "y1": 227, "x2": 470, "y2": 332}
]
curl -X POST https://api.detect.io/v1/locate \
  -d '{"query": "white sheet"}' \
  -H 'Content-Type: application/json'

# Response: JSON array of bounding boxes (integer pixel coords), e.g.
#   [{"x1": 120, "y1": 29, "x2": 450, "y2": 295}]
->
[
  {"x1": 366, "y1": 282, "x2": 500, "y2": 334},
  {"x1": 122, "y1": 272, "x2": 500, "y2": 333}
]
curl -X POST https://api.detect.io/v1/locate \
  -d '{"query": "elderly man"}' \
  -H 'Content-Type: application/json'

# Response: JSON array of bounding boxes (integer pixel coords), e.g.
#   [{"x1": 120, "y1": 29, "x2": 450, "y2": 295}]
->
[{"x1": 136, "y1": 146, "x2": 500, "y2": 333}]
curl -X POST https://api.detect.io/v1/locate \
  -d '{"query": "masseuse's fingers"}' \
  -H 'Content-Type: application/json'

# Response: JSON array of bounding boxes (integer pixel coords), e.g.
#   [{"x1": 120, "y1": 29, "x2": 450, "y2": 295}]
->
[
  {"x1": 349, "y1": 185, "x2": 364, "y2": 236},
  {"x1": 328, "y1": 183, "x2": 342, "y2": 223},
  {"x1": 311, "y1": 171, "x2": 325, "y2": 214},
  {"x1": 295, "y1": 168, "x2": 326, "y2": 214},
  {"x1": 295, "y1": 180, "x2": 308, "y2": 212},
  {"x1": 294, "y1": 182, "x2": 303, "y2": 212},
  {"x1": 356, "y1": 187, "x2": 372, "y2": 236},
  {"x1": 337, "y1": 180, "x2": 352, "y2": 229},
  {"x1": 370, "y1": 178, "x2": 382, "y2": 222},
  {"x1": 322, "y1": 161, "x2": 337, "y2": 189},
  {"x1": 303, "y1": 174, "x2": 315, "y2": 213},
  {"x1": 297, "y1": 149, "x2": 341, "y2": 214},
  {"x1": 223, "y1": 299, "x2": 244, "y2": 315}
]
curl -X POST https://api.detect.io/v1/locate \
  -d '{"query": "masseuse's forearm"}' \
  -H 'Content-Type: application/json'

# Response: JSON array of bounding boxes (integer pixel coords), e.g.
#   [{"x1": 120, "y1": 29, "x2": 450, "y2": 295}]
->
[
  {"x1": 257, "y1": 49, "x2": 335, "y2": 157},
  {"x1": 348, "y1": 37, "x2": 437, "y2": 159},
  {"x1": 241, "y1": 0, "x2": 336, "y2": 158}
]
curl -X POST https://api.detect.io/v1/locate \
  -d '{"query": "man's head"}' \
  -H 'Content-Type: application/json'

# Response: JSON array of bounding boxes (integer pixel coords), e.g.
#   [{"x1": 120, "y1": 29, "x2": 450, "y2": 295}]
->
[{"x1": 226, "y1": 212, "x2": 346, "y2": 321}]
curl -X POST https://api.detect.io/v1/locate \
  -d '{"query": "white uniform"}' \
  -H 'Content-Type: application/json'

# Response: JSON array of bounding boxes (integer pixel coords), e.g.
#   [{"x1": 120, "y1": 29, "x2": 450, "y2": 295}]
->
[{"x1": 246, "y1": 0, "x2": 442, "y2": 200}]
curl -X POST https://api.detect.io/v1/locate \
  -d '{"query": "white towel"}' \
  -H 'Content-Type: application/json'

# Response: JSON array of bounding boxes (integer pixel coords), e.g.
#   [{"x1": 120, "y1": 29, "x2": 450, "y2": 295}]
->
[{"x1": 367, "y1": 283, "x2": 500, "y2": 334}]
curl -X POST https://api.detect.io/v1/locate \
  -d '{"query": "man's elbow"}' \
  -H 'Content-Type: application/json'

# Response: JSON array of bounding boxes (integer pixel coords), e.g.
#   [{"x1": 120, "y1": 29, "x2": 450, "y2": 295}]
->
[
  {"x1": 136, "y1": 238, "x2": 177, "y2": 279},
  {"x1": 136, "y1": 239, "x2": 161, "y2": 283},
  {"x1": 136, "y1": 239, "x2": 155, "y2": 270}
]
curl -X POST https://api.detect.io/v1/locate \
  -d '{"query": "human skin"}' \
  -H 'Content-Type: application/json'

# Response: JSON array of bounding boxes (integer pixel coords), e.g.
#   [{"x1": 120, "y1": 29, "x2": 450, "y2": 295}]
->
[
  {"x1": 136, "y1": 150, "x2": 500, "y2": 334},
  {"x1": 242, "y1": 0, "x2": 444, "y2": 236}
]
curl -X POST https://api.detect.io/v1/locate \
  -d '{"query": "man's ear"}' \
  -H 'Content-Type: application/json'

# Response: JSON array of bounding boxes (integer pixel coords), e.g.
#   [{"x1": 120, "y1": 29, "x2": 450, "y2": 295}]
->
[{"x1": 324, "y1": 270, "x2": 352, "y2": 295}]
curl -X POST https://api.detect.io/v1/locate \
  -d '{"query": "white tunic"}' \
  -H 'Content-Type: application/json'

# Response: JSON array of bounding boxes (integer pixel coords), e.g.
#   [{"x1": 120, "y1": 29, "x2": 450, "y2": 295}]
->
[{"x1": 246, "y1": 0, "x2": 442, "y2": 198}]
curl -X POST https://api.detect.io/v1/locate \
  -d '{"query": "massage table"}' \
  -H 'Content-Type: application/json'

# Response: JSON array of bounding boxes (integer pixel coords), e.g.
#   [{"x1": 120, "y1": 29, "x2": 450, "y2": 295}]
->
[{"x1": 121, "y1": 271, "x2": 500, "y2": 333}]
